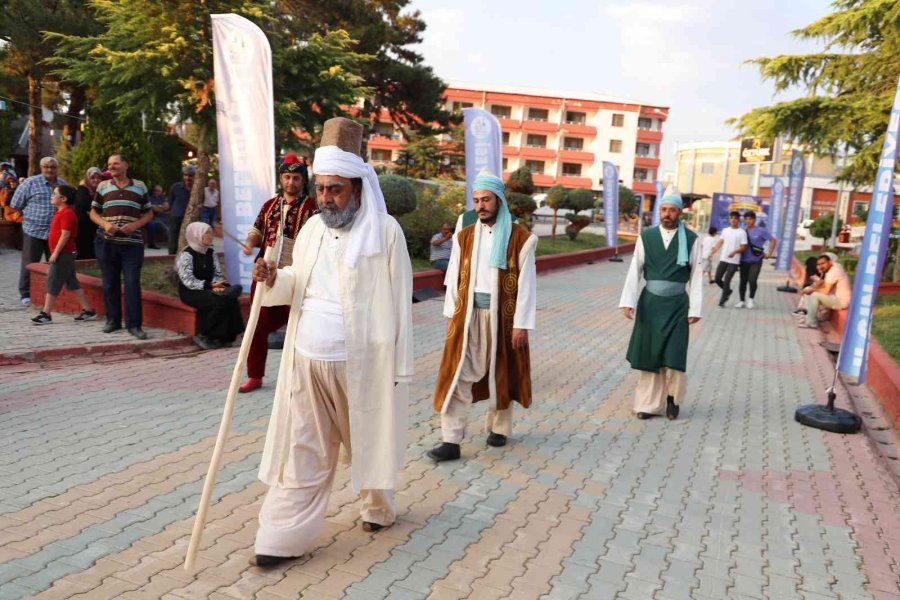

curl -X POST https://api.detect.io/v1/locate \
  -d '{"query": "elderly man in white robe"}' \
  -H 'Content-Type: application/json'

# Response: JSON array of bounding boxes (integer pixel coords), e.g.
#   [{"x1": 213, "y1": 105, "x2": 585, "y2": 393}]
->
[{"x1": 249, "y1": 117, "x2": 414, "y2": 568}]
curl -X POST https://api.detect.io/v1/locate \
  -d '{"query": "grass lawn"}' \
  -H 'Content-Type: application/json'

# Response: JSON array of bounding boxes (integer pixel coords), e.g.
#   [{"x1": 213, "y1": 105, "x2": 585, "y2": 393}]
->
[
  {"x1": 873, "y1": 294, "x2": 900, "y2": 365},
  {"x1": 535, "y1": 232, "x2": 607, "y2": 256}
]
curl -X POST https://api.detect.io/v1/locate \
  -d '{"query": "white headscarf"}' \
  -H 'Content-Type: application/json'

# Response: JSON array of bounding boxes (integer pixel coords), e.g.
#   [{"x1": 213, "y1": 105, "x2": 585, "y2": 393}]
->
[
  {"x1": 185, "y1": 222, "x2": 213, "y2": 254},
  {"x1": 312, "y1": 145, "x2": 388, "y2": 267}
]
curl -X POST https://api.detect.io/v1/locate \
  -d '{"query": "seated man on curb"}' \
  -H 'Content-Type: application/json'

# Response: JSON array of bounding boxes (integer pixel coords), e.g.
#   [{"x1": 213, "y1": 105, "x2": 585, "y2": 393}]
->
[
  {"x1": 429, "y1": 222, "x2": 452, "y2": 272},
  {"x1": 796, "y1": 254, "x2": 851, "y2": 329}
]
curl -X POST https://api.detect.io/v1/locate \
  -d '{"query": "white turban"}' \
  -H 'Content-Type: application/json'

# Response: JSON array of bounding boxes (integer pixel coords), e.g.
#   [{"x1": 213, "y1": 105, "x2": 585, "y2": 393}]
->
[{"x1": 312, "y1": 146, "x2": 388, "y2": 267}]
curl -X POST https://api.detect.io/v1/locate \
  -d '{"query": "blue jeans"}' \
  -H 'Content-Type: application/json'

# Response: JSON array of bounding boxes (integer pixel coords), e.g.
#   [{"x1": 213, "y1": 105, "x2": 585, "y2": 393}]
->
[
  {"x1": 431, "y1": 258, "x2": 449, "y2": 273},
  {"x1": 200, "y1": 206, "x2": 218, "y2": 226},
  {"x1": 95, "y1": 237, "x2": 144, "y2": 329},
  {"x1": 145, "y1": 219, "x2": 169, "y2": 247}
]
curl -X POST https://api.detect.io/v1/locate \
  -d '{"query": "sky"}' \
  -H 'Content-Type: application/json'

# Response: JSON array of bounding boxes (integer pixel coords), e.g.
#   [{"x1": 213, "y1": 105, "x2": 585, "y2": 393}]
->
[{"x1": 409, "y1": 0, "x2": 832, "y2": 173}]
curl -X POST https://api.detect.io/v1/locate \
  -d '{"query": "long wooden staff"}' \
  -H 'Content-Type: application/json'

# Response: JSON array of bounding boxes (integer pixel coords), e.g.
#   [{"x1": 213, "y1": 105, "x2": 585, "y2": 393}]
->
[{"x1": 184, "y1": 245, "x2": 275, "y2": 570}]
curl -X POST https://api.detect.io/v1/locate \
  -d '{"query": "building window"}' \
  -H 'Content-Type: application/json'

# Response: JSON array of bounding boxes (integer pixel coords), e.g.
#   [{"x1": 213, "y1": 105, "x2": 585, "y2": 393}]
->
[
  {"x1": 635, "y1": 143, "x2": 651, "y2": 157},
  {"x1": 609, "y1": 139, "x2": 622, "y2": 153},
  {"x1": 611, "y1": 113, "x2": 624, "y2": 127},
  {"x1": 563, "y1": 137, "x2": 584, "y2": 151},
  {"x1": 565, "y1": 111, "x2": 586, "y2": 125},
  {"x1": 502, "y1": 131, "x2": 510, "y2": 145},
  {"x1": 524, "y1": 160, "x2": 545, "y2": 174},
  {"x1": 700, "y1": 162, "x2": 715, "y2": 175},
  {"x1": 452, "y1": 101, "x2": 473, "y2": 113},
  {"x1": 527, "y1": 108, "x2": 549, "y2": 121},
  {"x1": 502, "y1": 158, "x2": 509, "y2": 171},
  {"x1": 373, "y1": 123, "x2": 395, "y2": 137},
  {"x1": 737, "y1": 164, "x2": 755, "y2": 175},
  {"x1": 370, "y1": 149, "x2": 392, "y2": 162},
  {"x1": 525, "y1": 134, "x2": 547, "y2": 147},
  {"x1": 491, "y1": 105, "x2": 512, "y2": 119},
  {"x1": 634, "y1": 168, "x2": 649, "y2": 182},
  {"x1": 638, "y1": 117, "x2": 653, "y2": 130},
  {"x1": 562, "y1": 163, "x2": 582, "y2": 176}
]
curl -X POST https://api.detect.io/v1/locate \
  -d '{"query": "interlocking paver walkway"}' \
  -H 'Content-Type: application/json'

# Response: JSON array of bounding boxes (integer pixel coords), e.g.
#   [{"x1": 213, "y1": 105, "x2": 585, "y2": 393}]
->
[{"x1": 1, "y1": 250, "x2": 898, "y2": 600}]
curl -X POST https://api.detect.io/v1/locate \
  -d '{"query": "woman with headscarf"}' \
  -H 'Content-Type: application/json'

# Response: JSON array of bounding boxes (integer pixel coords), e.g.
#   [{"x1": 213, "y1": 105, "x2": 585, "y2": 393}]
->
[
  {"x1": 73, "y1": 167, "x2": 102, "y2": 259},
  {"x1": 175, "y1": 222, "x2": 244, "y2": 350}
]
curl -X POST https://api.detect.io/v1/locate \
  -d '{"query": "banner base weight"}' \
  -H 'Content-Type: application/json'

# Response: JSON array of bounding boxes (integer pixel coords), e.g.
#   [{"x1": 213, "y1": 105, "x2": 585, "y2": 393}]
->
[{"x1": 795, "y1": 403, "x2": 861, "y2": 434}]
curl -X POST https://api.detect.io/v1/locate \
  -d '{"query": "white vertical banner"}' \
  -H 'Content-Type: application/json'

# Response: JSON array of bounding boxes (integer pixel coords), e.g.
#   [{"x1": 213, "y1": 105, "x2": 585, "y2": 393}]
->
[{"x1": 212, "y1": 14, "x2": 275, "y2": 288}]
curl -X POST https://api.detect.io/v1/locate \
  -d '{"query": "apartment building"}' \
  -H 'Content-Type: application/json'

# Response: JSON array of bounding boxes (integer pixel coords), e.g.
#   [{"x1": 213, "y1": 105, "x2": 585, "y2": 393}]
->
[
  {"x1": 366, "y1": 81, "x2": 669, "y2": 198},
  {"x1": 674, "y1": 140, "x2": 877, "y2": 225}
]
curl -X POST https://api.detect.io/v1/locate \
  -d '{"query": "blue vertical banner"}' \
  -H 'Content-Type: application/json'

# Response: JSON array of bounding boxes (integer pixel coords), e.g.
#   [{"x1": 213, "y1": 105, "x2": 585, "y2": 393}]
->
[
  {"x1": 653, "y1": 181, "x2": 664, "y2": 227},
  {"x1": 635, "y1": 193, "x2": 645, "y2": 231},
  {"x1": 603, "y1": 161, "x2": 619, "y2": 248},
  {"x1": 774, "y1": 150, "x2": 805, "y2": 272},
  {"x1": 838, "y1": 77, "x2": 900, "y2": 383},
  {"x1": 463, "y1": 108, "x2": 503, "y2": 210},
  {"x1": 769, "y1": 177, "x2": 785, "y2": 244}
]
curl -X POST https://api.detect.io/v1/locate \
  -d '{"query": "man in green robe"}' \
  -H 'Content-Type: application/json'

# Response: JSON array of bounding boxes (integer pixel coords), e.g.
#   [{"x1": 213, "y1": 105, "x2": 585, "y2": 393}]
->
[{"x1": 619, "y1": 185, "x2": 704, "y2": 419}]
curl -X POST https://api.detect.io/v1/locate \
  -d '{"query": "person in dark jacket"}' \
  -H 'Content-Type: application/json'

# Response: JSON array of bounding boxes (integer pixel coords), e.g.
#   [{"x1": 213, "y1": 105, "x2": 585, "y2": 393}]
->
[
  {"x1": 73, "y1": 167, "x2": 102, "y2": 259},
  {"x1": 175, "y1": 222, "x2": 244, "y2": 349}
]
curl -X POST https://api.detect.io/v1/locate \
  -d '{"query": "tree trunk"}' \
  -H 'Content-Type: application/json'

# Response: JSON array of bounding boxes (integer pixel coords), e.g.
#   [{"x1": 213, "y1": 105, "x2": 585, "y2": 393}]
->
[
  {"x1": 27, "y1": 73, "x2": 42, "y2": 176},
  {"x1": 893, "y1": 238, "x2": 900, "y2": 282},
  {"x1": 178, "y1": 125, "x2": 212, "y2": 251},
  {"x1": 62, "y1": 86, "x2": 86, "y2": 147},
  {"x1": 551, "y1": 209, "x2": 557, "y2": 239}
]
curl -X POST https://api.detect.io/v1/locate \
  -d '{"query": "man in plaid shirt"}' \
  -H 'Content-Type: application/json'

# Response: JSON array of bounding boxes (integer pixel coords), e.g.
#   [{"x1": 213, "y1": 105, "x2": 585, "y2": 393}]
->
[{"x1": 11, "y1": 157, "x2": 67, "y2": 306}]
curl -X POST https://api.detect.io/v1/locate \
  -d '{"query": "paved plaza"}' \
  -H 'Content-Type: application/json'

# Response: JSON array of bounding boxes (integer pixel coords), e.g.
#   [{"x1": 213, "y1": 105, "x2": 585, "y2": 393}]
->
[{"x1": 0, "y1": 249, "x2": 899, "y2": 600}]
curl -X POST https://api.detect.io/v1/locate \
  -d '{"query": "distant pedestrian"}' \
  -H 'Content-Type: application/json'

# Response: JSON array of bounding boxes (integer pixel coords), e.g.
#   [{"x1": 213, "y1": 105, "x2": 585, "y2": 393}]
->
[
  {"x1": 711, "y1": 211, "x2": 747, "y2": 307},
  {"x1": 699, "y1": 227, "x2": 718, "y2": 284},
  {"x1": 73, "y1": 167, "x2": 102, "y2": 260},
  {"x1": 175, "y1": 222, "x2": 244, "y2": 349},
  {"x1": 736, "y1": 211, "x2": 776, "y2": 309},
  {"x1": 429, "y1": 222, "x2": 452, "y2": 272},
  {"x1": 201, "y1": 178, "x2": 220, "y2": 226},
  {"x1": 10, "y1": 156, "x2": 67, "y2": 306},
  {"x1": 146, "y1": 184, "x2": 169, "y2": 249},
  {"x1": 31, "y1": 185, "x2": 96, "y2": 325},
  {"x1": 90, "y1": 154, "x2": 153, "y2": 339},
  {"x1": 619, "y1": 185, "x2": 703, "y2": 420},
  {"x1": 166, "y1": 165, "x2": 196, "y2": 255},
  {"x1": 0, "y1": 162, "x2": 20, "y2": 223}
]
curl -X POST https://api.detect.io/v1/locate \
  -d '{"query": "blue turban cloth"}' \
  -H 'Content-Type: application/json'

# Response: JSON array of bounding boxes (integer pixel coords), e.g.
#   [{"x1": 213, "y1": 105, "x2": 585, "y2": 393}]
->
[
  {"x1": 659, "y1": 189, "x2": 689, "y2": 267},
  {"x1": 473, "y1": 172, "x2": 511, "y2": 270}
]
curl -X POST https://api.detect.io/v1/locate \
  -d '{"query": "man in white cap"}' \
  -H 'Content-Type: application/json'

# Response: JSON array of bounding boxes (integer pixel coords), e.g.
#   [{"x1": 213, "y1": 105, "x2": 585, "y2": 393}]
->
[
  {"x1": 249, "y1": 117, "x2": 414, "y2": 567},
  {"x1": 619, "y1": 185, "x2": 703, "y2": 420},
  {"x1": 428, "y1": 171, "x2": 538, "y2": 462}
]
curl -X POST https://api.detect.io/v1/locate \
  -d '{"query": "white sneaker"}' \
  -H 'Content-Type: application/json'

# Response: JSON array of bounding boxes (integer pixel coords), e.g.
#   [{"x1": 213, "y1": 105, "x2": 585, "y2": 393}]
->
[
  {"x1": 747, "y1": 298, "x2": 755, "y2": 309},
  {"x1": 734, "y1": 301, "x2": 745, "y2": 308},
  {"x1": 21, "y1": 297, "x2": 30, "y2": 306}
]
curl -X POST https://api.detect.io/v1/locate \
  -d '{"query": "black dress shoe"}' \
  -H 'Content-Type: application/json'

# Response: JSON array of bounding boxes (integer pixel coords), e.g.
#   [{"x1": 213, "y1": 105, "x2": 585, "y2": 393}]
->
[
  {"x1": 426, "y1": 442, "x2": 460, "y2": 462},
  {"x1": 486, "y1": 432, "x2": 507, "y2": 447},
  {"x1": 127, "y1": 327, "x2": 148, "y2": 340},
  {"x1": 362, "y1": 521, "x2": 385, "y2": 532},
  {"x1": 102, "y1": 322, "x2": 121, "y2": 334},
  {"x1": 666, "y1": 395, "x2": 680, "y2": 420},
  {"x1": 636, "y1": 412, "x2": 654, "y2": 420},
  {"x1": 250, "y1": 554, "x2": 295, "y2": 568}
]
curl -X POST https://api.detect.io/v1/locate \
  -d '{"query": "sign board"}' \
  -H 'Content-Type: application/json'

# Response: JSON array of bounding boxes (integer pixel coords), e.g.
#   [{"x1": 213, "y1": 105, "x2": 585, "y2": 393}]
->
[{"x1": 739, "y1": 137, "x2": 775, "y2": 164}]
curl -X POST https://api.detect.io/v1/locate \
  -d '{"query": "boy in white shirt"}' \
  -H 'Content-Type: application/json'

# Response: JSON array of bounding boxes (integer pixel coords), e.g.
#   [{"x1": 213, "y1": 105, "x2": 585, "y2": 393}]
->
[
  {"x1": 699, "y1": 227, "x2": 718, "y2": 284},
  {"x1": 710, "y1": 212, "x2": 748, "y2": 307}
]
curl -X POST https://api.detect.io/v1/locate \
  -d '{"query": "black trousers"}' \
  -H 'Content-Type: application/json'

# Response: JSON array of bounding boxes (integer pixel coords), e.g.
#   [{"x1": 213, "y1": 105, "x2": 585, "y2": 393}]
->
[
  {"x1": 167, "y1": 215, "x2": 184, "y2": 255},
  {"x1": 714, "y1": 262, "x2": 738, "y2": 304},
  {"x1": 19, "y1": 233, "x2": 50, "y2": 299},
  {"x1": 738, "y1": 261, "x2": 763, "y2": 301}
]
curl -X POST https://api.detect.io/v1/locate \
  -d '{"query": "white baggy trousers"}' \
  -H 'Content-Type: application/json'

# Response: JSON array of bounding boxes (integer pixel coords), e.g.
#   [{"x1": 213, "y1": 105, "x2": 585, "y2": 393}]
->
[
  {"x1": 441, "y1": 308, "x2": 513, "y2": 443},
  {"x1": 254, "y1": 355, "x2": 395, "y2": 557},
  {"x1": 634, "y1": 368, "x2": 687, "y2": 415}
]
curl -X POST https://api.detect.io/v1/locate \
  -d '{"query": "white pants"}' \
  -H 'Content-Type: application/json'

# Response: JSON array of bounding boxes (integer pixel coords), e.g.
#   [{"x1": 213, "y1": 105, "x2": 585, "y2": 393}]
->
[
  {"x1": 634, "y1": 368, "x2": 687, "y2": 415},
  {"x1": 802, "y1": 292, "x2": 842, "y2": 327},
  {"x1": 255, "y1": 356, "x2": 395, "y2": 557},
  {"x1": 441, "y1": 309, "x2": 513, "y2": 444}
]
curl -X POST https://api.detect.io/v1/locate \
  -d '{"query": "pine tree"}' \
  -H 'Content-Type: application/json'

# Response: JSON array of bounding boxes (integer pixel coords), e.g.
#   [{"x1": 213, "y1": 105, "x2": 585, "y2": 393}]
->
[{"x1": 735, "y1": 0, "x2": 900, "y2": 279}]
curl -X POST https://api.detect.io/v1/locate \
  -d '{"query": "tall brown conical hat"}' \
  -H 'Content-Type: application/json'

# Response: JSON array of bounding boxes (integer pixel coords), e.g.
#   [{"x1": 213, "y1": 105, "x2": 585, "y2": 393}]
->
[{"x1": 320, "y1": 117, "x2": 363, "y2": 157}]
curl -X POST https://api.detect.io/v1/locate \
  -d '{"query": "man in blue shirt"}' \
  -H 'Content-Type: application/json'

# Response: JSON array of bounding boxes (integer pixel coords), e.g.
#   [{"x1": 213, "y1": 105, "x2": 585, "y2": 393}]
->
[
  {"x1": 11, "y1": 157, "x2": 67, "y2": 305},
  {"x1": 736, "y1": 210, "x2": 777, "y2": 309},
  {"x1": 166, "y1": 165, "x2": 195, "y2": 254}
]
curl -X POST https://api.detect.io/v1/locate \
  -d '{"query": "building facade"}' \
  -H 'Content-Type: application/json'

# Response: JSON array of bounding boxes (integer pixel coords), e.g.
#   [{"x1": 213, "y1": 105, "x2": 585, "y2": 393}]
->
[
  {"x1": 674, "y1": 140, "x2": 876, "y2": 226},
  {"x1": 366, "y1": 81, "x2": 669, "y2": 198}
]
